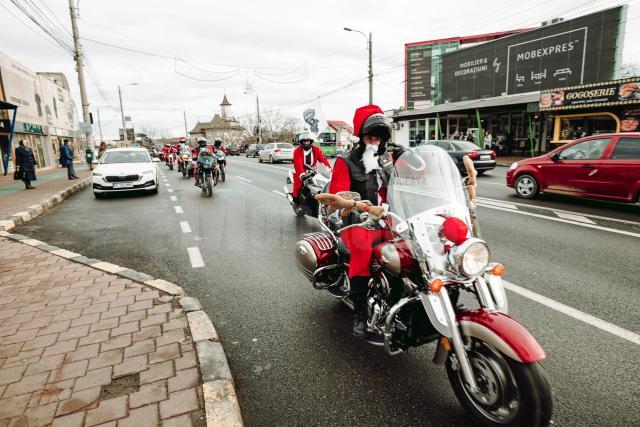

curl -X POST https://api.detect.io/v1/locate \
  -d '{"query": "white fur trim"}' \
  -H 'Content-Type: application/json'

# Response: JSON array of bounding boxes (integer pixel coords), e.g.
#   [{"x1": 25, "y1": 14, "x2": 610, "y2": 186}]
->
[{"x1": 348, "y1": 135, "x2": 360, "y2": 143}]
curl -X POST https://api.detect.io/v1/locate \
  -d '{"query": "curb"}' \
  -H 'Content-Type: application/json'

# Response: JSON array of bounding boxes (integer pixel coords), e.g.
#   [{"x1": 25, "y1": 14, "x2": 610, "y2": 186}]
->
[
  {"x1": 0, "y1": 180, "x2": 243, "y2": 426},
  {"x1": 0, "y1": 177, "x2": 92, "y2": 231}
]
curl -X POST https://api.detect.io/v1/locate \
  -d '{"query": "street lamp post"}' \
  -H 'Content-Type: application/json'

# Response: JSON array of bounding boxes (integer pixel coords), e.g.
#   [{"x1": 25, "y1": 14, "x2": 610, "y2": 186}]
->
[
  {"x1": 118, "y1": 83, "x2": 137, "y2": 146},
  {"x1": 244, "y1": 89, "x2": 262, "y2": 144},
  {"x1": 344, "y1": 27, "x2": 373, "y2": 105}
]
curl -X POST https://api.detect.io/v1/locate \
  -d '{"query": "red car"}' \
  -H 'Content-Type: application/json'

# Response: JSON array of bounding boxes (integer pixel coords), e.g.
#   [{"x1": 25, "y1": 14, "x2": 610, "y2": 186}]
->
[{"x1": 506, "y1": 133, "x2": 640, "y2": 204}]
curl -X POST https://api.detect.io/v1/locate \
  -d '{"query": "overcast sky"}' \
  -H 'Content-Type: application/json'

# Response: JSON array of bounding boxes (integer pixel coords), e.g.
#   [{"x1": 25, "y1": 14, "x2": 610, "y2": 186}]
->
[{"x1": 1, "y1": 0, "x2": 639, "y2": 139}]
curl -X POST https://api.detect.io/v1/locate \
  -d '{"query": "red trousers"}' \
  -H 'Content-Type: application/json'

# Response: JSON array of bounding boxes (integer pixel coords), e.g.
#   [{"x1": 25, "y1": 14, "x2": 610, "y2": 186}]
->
[{"x1": 341, "y1": 227, "x2": 393, "y2": 278}]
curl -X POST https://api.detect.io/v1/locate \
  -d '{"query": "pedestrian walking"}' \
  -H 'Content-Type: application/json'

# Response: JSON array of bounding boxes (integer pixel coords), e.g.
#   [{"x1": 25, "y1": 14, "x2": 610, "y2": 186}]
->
[
  {"x1": 14, "y1": 139, "x2": 37, "y2": 189},
  {"x1": 60, "y1": 139, "x2": 79, "y2": 179},
  {"x1": 483, "y1": 131, "x2": 492, "y2": 149},
  {"x1": 98, "y1": 141, "x2": 107, "y2": 159}
]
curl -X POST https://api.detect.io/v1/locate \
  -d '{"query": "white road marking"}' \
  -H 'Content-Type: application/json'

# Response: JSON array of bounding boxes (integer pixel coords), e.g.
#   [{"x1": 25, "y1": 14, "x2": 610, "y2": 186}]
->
[
  {"x1": 180, "y1": 221, "x2": 191, "y2": 233},
  {"x1": 232, "y1": 159, "x2": 292, "y2": 172},
  {"x1": 477, "y1": 204, "x2": 640, "y2": 239},
  {"x1": 167, "y1": 189, "x2": 174, "y2": 193},
  {"x1": 187, "y1": 247, "x2": 205, "y2": 268},
  {"x1": 165, "y1": 183, "x2": 171, "y2": 187},
  {"x1": 477, "y1": 180, "x2": 505, "y2": 186},
  {"x1": 504, "y1": 280, "x2": 640, "y2": 346},
  {"x1": 478, "y1": 196, "x2": 640, "y2": 226},
  {"x1": 234, "y1": 175, "x2": 253, "y2": 183},
  {"x1": 272, "y1": 190, "x2": 286, "y2": 197},
  {"x1": 170, "y1": 196, "x2": 177, "y2": 201},
  {"x1": 174, "y1": 206, "x2": 183, "y2": 214},
  {"x1": 477, "y1": 199, "x2": 518, "y2": 210},
  {"x1": 554, "y1": 211, "x2": 596, "y2": 224}
]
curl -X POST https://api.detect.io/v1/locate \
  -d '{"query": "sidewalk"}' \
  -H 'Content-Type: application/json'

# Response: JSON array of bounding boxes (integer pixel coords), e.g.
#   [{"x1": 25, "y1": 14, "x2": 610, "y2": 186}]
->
[
  {"x1": 495, "y1": 156, "x2": 529, "y2": 167},
  {"x1": 0, "y1": 166, "x2": 243, "y2": 425},
  {"x1": 0, "y1": 164, "x2": 89, "y2": 220}
]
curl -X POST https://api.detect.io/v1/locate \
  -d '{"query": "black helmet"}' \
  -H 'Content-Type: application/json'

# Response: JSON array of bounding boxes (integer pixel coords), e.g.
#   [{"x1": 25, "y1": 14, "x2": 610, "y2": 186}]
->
[
  {"x1": 359, "y1": 113, "x2": 391, "y2": 143},
  {"x1": 214, "y1": 139, "x2": 222, "y2": 148},
  {"x1": 197, "y1": 138, "x2": 207, "y2": 147}
]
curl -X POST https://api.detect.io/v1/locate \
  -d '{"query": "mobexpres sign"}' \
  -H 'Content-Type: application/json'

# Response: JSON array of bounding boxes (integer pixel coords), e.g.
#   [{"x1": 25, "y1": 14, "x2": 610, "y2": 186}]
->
[{"x1": 440, "y1": 6, "x2": 623, "y2": 102}]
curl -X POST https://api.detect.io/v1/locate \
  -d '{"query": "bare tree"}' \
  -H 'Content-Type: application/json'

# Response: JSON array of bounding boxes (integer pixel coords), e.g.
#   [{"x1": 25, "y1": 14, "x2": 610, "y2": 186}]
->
[
  {"x1": 618, "y1": 63, "x2": 640, "y2": 79},
  {"x1": 240, "y1": 109, "x2": 301, "y2": 144}
]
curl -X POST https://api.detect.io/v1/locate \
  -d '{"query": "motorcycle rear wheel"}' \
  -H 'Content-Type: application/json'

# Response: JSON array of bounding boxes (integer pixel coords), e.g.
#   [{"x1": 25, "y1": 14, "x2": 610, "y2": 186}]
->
[{"x1": 446, "y1": 339, "x2": 552, "y2": 427}]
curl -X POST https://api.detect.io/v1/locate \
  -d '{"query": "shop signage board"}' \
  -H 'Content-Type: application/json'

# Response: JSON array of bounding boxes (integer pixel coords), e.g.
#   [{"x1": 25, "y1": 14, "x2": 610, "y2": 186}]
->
[
  {"x1": 440, "y1": 6, "x2": 624, "y2": 102},
  {"x1": 539, "y1": 78, "x2": 640, "y2": 110},
  {"x1": 406, "y1": 44, "x2": 433, "y2": 104}
]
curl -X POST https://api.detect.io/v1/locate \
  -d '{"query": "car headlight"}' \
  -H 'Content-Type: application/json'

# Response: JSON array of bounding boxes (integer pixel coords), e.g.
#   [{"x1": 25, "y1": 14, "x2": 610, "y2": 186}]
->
[
  {"x1": 142, "y1": 169, "x2": 154, "y2": 175},
  {"x1": 92, "y1": 172, "x2": 103, "y2": 177},
  {"x1": 509, "y1": 161, "x2": 518, "y2": 170},
  {"x1": 448, "y1": 238, "x2": 490, "y2": 277}
]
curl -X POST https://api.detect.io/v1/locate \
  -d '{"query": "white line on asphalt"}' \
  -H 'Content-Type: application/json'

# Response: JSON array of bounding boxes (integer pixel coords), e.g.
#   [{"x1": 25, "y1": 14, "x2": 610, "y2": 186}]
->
[
  {"x1": 477, "y1": 196, "x2": 640, "y2": 226},
  {"x1": 234, "y1": 175, "x2": 253, "y2": 183},
  {"x1": 477, "y1": 180, "x2": 505, "y2": 186},
  {"x1": 170, "y1": 196, "x2": 177, "y2": 202},
  {"x1": 504, "y1": 280, "x2": 640, "y2": 346},
  {"x1": 477, "y1": 204, "x2": 640, "y2": 239},
  {"x1": 165, "y1": 183, "x2": 171, "y2": 187},
  {"x1": 232, "y1": 159, "x2": 292, "y2": 172},
  {"x1": 174, "y1": 206, "x2": 183, "y2": 214},
  {"x1": 180, "y1": 221, "x2": 192, "y2": 233},
  {"x1": 167, "y1": 189, "x2": 174, "y2": 193},
  {"x1": 477, "y1": 199, "x2": 518, "y2": 210},
  {"x1": 553, "y1": 211, "x2": 596, "y2": 224},
  {"x1": 272, "y1": 190, "x2": 286, "y2": 197},
  {"x1": 187, "y1": 247, "x2": 205, "y2": 268}
]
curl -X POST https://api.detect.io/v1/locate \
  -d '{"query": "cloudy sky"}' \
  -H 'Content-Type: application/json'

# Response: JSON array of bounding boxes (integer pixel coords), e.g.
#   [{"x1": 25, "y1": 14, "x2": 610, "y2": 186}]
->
[{"x1": 1, "y1": 0, "x2": 639, "y2": 139}]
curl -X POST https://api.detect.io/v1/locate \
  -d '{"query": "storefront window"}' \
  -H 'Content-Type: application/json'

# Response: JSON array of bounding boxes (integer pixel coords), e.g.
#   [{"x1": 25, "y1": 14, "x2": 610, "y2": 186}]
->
[
  {"x1": 409, "y1": 119, "x2": 426, "y2": 146},
  {"x1": 559, "y1": 115, "x2": 617, "y2": 141}
]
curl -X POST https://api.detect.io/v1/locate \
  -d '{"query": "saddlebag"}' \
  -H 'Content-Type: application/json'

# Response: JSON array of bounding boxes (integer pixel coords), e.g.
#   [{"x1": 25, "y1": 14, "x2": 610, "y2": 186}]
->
[{"x1": 295, "y1": 232, "x2": 338, "y2": 281}]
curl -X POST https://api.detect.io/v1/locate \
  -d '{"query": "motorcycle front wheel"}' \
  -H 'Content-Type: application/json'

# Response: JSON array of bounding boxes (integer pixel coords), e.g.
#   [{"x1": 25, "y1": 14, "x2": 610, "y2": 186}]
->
[
  {"x1": 446, "y1": 339, "x2": 552, "y2": 427},
  {"x1": 206, "y1": 176, "x2": 213, "y2": 197}
]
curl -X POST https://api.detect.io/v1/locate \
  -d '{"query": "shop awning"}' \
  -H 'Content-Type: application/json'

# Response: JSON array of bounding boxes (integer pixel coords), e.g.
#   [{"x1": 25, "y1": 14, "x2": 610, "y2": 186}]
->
[{"x1": 394, "y1": 92, "x2": 541, "y2": 119}]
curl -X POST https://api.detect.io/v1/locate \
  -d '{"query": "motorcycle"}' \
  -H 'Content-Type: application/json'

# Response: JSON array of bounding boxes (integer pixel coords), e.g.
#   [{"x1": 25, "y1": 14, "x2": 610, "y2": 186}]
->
[
  {"x1": 179, "y1": 153, "x2": 192, "y2": 177},
  {"x1": 195, "y1": 151, "x2": 218, "y2": 197},
  {"x1": 284, "y1": 163, "x2": 331, "y2": 217},
  {"x1": 295, "y1": 145, "x2": 552, "y2": 426},
  {"x1": 215, "y1": 151, "x2": 226, "y2": 182},
  {"x1": 166, "y1": 152, "x2": 176, "y2": 170}
]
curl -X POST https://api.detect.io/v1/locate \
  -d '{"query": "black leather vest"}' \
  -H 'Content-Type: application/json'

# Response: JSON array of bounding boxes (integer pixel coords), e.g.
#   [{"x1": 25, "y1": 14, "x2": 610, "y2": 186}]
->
[{"x1": 340, "y1": 149, "x2": 381, "y2": 203}]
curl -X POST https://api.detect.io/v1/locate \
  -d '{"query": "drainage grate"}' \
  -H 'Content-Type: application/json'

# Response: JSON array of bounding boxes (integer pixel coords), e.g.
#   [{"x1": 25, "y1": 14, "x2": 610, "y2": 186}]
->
[{"x1": 100, "y1": 373, "x2": 140, "y2": 400}]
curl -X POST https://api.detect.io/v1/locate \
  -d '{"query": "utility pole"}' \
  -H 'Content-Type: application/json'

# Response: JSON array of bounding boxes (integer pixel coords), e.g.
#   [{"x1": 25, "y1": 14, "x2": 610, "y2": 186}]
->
[
  {"x1": 68, "y1": 0, "x2": 92, "y2": 152},
  {"x1": 256, "y1": 95, "x2": 262, "y2": 144},
  {"x1": 118, "y1": 85, "x2": 127, "y2": 146},
  {"x1": 96, "y1": 107, "x2": 103, "y2": 144},
  {"x1": 368, "y1": 32, "x2": 373, "y2": 105},
  {"x1": 183, "y1": 110, "x2": 188, "y2": 139}
]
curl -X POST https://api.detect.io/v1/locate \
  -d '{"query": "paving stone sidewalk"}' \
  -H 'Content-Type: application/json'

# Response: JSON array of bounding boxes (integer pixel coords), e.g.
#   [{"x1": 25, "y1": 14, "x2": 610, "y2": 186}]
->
[{"x1": 0, "y1": 238, "x2": 208, "y2": 426}]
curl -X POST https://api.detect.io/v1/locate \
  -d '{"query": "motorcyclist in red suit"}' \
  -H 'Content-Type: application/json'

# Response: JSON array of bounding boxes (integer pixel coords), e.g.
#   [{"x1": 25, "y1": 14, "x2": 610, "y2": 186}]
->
[
  {"x1": 328, "y1": 104, "x2": 397, "y2": 339},
  {"x1": 292, "y1": 131, "x2": 331, "y2": 210},
  {"x1": 161, "y1": 144, "x2": 170, "y2": 161}
]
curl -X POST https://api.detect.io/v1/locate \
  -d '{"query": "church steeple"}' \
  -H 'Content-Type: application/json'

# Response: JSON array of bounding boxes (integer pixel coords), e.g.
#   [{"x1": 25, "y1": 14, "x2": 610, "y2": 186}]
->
[{"x1": 220, "y1": 94, "x2": 231, "y2": 118}]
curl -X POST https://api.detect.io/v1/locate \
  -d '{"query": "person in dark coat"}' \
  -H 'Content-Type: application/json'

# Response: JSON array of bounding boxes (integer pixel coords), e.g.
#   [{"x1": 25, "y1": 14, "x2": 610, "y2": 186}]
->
[
  {"x1": 15, "y1": 139, "x2": 37, "y2": 189},
  {"x1": 60, "y1": 139, "x2": 79, "y2": 179}
]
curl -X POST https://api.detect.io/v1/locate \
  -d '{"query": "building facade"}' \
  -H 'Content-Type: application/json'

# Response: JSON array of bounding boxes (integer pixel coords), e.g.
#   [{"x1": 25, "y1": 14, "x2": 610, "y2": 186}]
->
[
  {"x1": 189, "y1": 95, "x2": 244, "y2": 145},
  {"x1": 0, "y1": 51, "x2": 80, "y2": 172}
]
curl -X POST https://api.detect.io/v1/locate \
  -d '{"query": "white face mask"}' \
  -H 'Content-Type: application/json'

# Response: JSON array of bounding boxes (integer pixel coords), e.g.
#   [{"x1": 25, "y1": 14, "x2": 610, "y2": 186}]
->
[{"x1": 362, "y1": 143, "x2": 380, "y2": 173}]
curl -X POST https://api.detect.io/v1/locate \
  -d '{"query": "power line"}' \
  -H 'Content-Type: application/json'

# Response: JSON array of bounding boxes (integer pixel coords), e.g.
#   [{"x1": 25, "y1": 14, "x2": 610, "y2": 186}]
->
[
  {"x1": 0, "y1": 2, "x2": 70, "y2": 54},
  {"x1": 9, "y1": 0, "x2": 74, "y2": 54}
]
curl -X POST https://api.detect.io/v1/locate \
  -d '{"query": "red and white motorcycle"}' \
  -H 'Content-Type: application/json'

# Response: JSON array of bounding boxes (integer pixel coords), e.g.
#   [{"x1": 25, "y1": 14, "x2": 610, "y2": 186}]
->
[{"x1": 295, "y1": 146, "x2": 552, "y2": 426}]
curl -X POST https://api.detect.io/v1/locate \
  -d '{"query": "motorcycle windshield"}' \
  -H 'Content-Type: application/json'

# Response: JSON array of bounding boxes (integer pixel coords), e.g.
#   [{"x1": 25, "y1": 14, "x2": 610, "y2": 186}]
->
[
  {"x1": 310, "y1": 163, "x2": 331, "y2": 179},
  {"x1": 388, "y1": 146, "x2": 471, "y2": 270}
]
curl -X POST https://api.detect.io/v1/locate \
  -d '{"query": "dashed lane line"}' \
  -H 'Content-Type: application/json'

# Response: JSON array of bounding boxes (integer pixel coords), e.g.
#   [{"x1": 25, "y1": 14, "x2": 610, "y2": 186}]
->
[
  {"x1": 477, "y1": 199, "x2": 518, "y2": 210},
  {"x1": 180, "y1": 221, "x2": 192, "y2": 233},
  {"x1": 187, "y1": 247, "x2": 205, "y2": 268},
  {"x1": 234, "y1": 175, "x2": 253, "y2": 183},
  {"x1": 174, "y1": 206, "x2": 183, "y2": 214},
  {"x1": 554, "y1": 211, "x2": 596, "y2": 224},
  {"x1": 170, "y1": 196, "x2": 177, "y2": 202},
  {"x1": 477, "y1": 203, "x2": 640, "y2": 239},
  {"x1": 167, "y1": 189, "x2": 174, "y2": 193},
  {"x1": 272, "y1": 190, "x2": 286, "y2": 197},
  {"x1": 504, "y1": 280, "x2": 640, "y2": 346}
]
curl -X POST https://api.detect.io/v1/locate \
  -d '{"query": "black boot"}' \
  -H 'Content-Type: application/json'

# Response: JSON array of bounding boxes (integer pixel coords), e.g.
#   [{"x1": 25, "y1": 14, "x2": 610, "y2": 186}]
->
[{"x1": 350, "y1": 277, "x2": 369, "y2": 337}]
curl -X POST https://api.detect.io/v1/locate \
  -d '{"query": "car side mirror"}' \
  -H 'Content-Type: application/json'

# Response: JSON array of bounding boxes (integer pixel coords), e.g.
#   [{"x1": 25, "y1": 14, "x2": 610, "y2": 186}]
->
[
  {"x1": 152, "y1": 158, "x2": 160, "y2": 162},
  {"x1": 551, "y1": 152, "x2": 560, "y2": 162},
  {"x1": 92, "y1": 159, "x2": 99, "y2": 164}
]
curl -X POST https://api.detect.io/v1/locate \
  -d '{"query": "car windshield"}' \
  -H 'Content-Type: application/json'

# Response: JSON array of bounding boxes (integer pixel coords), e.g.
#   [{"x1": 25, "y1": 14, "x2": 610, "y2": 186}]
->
[
  {"x1": 451, "y1": 140, "x2": 481, "y2": 151},
  {"x1": 100, "y1": 151, "x2": 150, "y2": 164},
  {"x1": 277, "y1": 143, "x2": 293, "y2": 149}
]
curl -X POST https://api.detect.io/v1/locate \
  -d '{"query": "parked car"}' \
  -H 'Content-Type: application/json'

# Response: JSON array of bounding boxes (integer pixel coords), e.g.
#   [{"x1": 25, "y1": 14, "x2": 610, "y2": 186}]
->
[
  {"x1": 92, "y1": 148, "x2": 159, "y2": 198},
  {"x1": 226, "y1": 144, "x2": 240, "y2": 156},
  {"x1": 424, "y1": 140, "x2": 496, "y2": 174},
  {"x1": 246, "y1": 144, "x2": 264, "y2": 158},
  {"x1": 506, "y1": 133, "x2": 640, "y2": 203},
  {"x1": 258, "y1": 142, "x2": 294, "y2": 163}
]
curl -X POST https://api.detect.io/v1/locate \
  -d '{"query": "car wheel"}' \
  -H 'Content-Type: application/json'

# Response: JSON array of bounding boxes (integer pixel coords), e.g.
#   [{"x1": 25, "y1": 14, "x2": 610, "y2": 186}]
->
[
  {"x1": 94, "y1": 192, "x2": 103, "y2": 199},
  {"x1": 477, "y1": 170, "x2": 486, "y2": 176},
  {"x1": 514, "y1": 174, "x2": 539, "y2": 199},
  {"x1": 258, "y1": 155, "x2": 263, "y2": 163},
  {"x1": 269, "y1": 156, "x2": 275, "y2": 164}
]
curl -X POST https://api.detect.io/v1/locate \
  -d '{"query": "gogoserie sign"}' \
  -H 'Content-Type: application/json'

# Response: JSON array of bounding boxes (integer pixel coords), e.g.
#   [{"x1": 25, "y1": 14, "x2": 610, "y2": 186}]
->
[{"x1": 539, "y1": 78, "x2": 640, "y2": 110}]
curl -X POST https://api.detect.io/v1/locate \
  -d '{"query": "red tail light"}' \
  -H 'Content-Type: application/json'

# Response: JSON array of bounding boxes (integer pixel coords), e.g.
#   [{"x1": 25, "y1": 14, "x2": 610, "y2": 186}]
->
[
  {"x1": 467, "y1": 152, "x2": 480, "y2": 159},
  {"x1": 274, "y1": 149, "x2": 281, "y2": 153},
  {"x1": 491, "y1": 151, "x2": 496, "y2": 158}
]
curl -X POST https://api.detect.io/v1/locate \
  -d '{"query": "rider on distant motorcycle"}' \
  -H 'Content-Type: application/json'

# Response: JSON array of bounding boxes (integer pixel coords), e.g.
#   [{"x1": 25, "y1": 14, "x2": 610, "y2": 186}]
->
[
  {"x1": 292, "y1": 131, "x2": 331, "y2": 210},
  {"x1": 326, "y1": 104, "x2": 398, "y2": 340},
  {"x1": 194, "y1": 138, "x2": 212, "y2": 186},
  {"x1": 161, "y1": 143, "x2": 170, "y2": 161}
]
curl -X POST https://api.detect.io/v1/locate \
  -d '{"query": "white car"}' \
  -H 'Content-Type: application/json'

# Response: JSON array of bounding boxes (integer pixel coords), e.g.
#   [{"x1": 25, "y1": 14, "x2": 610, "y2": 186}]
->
[
  {"x1": 258, "y1": 142, "x2": 294, "y2": 163},
  {"x1": 92, "y1": 148, "x2": 160, "y2": 198}
]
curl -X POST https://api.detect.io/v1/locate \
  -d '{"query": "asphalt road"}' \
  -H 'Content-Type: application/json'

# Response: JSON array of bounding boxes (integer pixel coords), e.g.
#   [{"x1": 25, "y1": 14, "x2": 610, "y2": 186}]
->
[{"x1": 16, "y1": 156, "x2": 640, "y2": 426}]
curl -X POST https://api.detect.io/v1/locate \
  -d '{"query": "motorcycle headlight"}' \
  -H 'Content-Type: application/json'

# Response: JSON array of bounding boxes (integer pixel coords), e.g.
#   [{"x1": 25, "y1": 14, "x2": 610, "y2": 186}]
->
[{"x1": 448, "y1": 238, "x2": 490, "y2": 277}]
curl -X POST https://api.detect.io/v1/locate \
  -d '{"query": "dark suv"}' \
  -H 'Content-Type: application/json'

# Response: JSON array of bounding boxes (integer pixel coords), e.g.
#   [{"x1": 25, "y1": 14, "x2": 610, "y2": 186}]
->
[{"x1": 246, "y1": 144, "x2": 264, "y2": 158}]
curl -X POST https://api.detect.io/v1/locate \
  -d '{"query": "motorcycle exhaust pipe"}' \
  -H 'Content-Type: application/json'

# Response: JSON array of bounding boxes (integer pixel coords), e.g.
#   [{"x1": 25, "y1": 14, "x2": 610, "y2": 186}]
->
[{"x1": 283, "y1": 186, "x2": 295, "y2": 205}]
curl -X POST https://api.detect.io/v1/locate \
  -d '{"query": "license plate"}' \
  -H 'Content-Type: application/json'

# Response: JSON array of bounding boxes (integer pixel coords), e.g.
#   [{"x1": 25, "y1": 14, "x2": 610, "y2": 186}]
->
[
  {"x1": 113, "y1": 182, "x2": 134, "y2": 189},
  {"x1": 480, "y1": 155, "x2": 491, "y2": 160}
]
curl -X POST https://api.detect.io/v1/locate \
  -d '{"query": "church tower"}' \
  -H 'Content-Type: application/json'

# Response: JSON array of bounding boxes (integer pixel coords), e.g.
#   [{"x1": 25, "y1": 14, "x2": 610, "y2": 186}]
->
[{"x1": 220, "y1": 94, "x2": 231, "y2": 119}]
